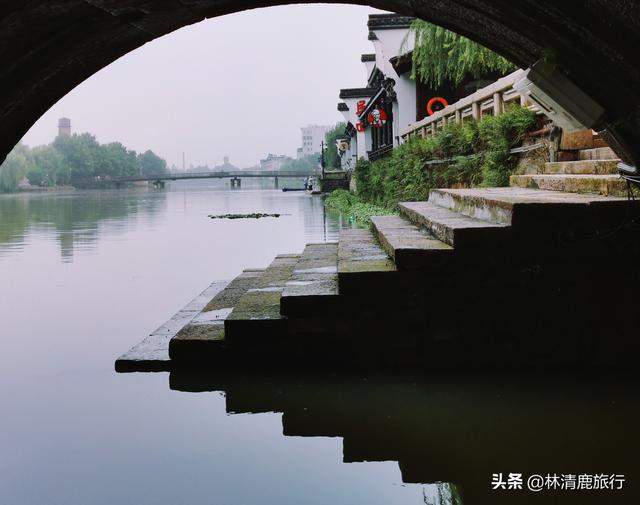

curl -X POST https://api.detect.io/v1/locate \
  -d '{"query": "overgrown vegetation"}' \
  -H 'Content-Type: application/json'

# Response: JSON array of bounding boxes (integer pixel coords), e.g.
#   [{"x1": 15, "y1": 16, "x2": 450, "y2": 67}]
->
[
  {"x1": 0, "y1": 134, "x2": 168, "y2": 192},
  {"x1": 409, "y1": 20, "x2": 516, "y2": 87},
  {"x1": 324, "y1": 189, "x2": 395, "y2": 226},
  {"x1": 354, "y1": 105, "x2": 536, "y2": 208}
]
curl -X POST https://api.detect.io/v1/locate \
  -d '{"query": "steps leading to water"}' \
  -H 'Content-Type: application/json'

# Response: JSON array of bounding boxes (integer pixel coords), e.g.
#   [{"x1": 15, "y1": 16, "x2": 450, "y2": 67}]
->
[{"x1": 117, "y1": 177, "x2": 640, "y2": 371}]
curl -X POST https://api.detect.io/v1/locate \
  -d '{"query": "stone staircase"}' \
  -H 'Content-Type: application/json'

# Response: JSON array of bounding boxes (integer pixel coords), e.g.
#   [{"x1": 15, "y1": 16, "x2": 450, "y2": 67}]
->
[
  {"x1": 163, "y1": 186, "x2": 640, "y2": 369},
  {"x1": 510, "y1": 146, "x2": 628, "y2": 196}
]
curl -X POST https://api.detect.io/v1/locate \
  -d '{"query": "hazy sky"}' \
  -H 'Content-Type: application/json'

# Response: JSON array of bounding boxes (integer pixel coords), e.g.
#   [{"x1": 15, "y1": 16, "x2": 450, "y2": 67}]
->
[{"x1": 22, "y1": 4, "x2": 384, "y2": 169}]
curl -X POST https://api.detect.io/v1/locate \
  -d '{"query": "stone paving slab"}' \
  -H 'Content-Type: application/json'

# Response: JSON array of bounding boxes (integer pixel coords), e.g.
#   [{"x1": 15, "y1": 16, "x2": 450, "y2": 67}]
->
[
  {"x1": 578, "y1": 147, "x2": 618, "y2": 160},
  {"x1": 510, "y1": 173, "x2": 627, "y2": 197},
  {"x1": 429, "y1": 187, "x2": 631, "y2": 225},
  {"x1": 370, "y1": 215, "x2": 452, "y2": 270},
  {"x1": 398, "y1": 201, "x2": 510, "y2": 249},
  {"x1": 543, "y1": 159, "x2": 619, "y2": 175},
  {"x1": 114, "y1": 279, "x2": 231, "y2": 372},
  {"x1": 225, "y1": 254, "x2": 301, "y2": 343},
  {"x1": 281, "y1": 243, "x2": 339, "y2": 317},
  {"x1": 169, "y1": 269, "x2": 264, "y2": 361}
]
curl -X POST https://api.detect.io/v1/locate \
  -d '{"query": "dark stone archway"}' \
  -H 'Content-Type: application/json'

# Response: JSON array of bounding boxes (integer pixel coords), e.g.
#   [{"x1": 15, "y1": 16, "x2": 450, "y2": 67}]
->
[{"x1": 1, "y1": 1, "x2": 639, "y2": 165}]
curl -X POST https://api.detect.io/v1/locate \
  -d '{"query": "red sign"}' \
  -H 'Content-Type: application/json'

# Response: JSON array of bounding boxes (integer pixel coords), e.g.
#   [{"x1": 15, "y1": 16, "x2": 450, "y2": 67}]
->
[
  {"x1": 367, "y1": 108, "x2": 388, "y2": 128},
  {"x1": 356, "y1": 100, "x2": 366, "y2": 116}
]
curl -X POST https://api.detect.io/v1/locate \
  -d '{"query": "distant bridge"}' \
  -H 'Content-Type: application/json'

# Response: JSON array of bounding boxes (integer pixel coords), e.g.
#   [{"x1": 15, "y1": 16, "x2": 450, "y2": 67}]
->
[
  {"x1": 111, "y1": 170, "x2": 313, "y2": 188},
  {"x1": 113, "y1": 170, "x2": 312, "y2": 183}
]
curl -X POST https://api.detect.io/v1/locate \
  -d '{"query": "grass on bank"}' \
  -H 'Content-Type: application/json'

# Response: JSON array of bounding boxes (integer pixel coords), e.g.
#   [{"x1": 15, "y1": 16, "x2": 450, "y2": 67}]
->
[{"x1": 324, "y1": 189, "x2": 396, "y2": 226}]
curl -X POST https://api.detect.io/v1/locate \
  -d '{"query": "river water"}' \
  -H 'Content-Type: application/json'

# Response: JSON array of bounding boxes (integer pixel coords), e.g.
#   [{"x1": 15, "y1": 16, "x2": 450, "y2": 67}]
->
[{"x1": 1, "y1": 182, "x2": 638, "y2": 505}]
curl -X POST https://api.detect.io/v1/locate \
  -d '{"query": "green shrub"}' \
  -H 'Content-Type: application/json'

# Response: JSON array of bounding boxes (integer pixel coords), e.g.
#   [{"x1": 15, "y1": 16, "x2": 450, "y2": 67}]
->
[
  {"x1": 324, "y1": 189, "x2": 395, "y2": 226},
  {"x1": 353, "y1": 105, "x2": 536, "y2": 208}
]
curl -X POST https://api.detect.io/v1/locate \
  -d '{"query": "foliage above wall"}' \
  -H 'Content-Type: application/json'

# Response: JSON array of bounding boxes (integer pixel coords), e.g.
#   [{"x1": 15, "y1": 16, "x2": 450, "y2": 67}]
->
[
  {"x1": 409, "y1": 20, "x2": 516, "y2": 87},
  {"x1": 354, "y1": 105, "x2": 537, "y2": 209},
  {"x1": 324, "y1": 123, "x2": 346, "y2": 170}
]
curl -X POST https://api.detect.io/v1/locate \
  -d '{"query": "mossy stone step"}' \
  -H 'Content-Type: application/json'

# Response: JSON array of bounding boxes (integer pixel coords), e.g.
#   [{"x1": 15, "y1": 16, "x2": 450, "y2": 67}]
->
[
  {"x1": 543, "y1": 159, "x2": 619, "y2": 175},
  {"x1": 398, "y1": 201, "x2": 510, "y2": 249},
  {"x1": 337, "y1": 228, "x2": 396, "y2": 295},
  {"x1": 510, "y1": 173, "x2": 626, "y2": 196},
  {"x1": 370, "y1": 215, "x2": 452, "y2": 271},
  {"x1": 169, "y1": 269, "x2": 264, "y2": 362},
  {"x1": 578, "y1": 147, "x2": 618, "y2": 160},
  {"x1": 428, "y1": 187, "x2": 630, "y2": 226},
  {"x1": 280, "y1": 243, "x2": 339, "y2": 317},
  {"x1": 224, "y1": 254, "x2": 300, "y2": 344}
]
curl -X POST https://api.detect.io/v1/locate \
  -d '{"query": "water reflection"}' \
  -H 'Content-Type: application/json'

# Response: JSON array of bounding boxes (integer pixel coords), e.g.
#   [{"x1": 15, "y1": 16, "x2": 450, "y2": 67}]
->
[
  {"x1": 0, "y1": 189, "x2": 166, "y2": 261},
  {"x1": 169, "y1": 369, "x2": 640, "y2": 505}
]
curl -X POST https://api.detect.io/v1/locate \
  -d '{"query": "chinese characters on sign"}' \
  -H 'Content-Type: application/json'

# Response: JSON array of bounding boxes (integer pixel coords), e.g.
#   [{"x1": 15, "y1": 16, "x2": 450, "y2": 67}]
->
[{"x1": 491, "y1": 473, "x2": 625, "y2": 492}]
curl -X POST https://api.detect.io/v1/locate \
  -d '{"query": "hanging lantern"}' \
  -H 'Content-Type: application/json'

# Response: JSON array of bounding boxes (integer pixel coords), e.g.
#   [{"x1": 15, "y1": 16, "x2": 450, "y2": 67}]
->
[
  {"x1": 367, "y1": 107, "x2": 388, "y2": 128},
  {"x1": 356, "y1": 122, "x2": 365, "y2": 132}
]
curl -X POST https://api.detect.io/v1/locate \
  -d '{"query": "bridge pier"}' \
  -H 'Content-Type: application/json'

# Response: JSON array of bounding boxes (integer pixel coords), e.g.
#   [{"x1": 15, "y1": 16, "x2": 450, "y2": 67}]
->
[{"x1": 274, "y1": 176, "x2": 278, "y2": 189}]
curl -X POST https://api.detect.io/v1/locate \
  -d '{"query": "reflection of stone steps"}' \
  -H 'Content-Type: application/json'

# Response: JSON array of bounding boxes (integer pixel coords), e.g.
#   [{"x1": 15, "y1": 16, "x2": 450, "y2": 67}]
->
[
  {"x1": 169, "y1": 369, "x2": 640, "y2": 504},
  {"x1": 117, "y1": 183, "x2": 640, "y2": 371}
]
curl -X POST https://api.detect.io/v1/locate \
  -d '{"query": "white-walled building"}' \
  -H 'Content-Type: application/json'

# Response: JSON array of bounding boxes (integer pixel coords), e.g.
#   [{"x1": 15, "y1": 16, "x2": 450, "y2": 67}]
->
[
  {"x1": 260, "y1": 153, "x2": 290, "y2": 171},
  {"x1": 336, "y1": 14, "x2": 417, "y2": 164},
  {"x1": 300, "y1": 124, "x2": 331, "y2": 157}
]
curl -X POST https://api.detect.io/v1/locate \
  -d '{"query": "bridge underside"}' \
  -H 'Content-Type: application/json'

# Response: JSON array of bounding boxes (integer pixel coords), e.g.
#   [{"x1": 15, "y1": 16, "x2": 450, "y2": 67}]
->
[{"x1": 1, "y1": 1, "x2": 639, "y2": 166}]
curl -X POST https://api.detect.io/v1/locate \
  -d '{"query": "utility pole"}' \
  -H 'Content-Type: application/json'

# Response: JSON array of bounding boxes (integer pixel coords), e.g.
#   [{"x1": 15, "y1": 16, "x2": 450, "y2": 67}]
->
[{"x1": 182, "y1": 152, "x2": 186, "y2": 172}]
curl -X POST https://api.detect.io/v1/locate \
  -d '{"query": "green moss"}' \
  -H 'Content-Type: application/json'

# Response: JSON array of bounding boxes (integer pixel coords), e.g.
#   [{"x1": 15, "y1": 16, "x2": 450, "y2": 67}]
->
[{"x1": 353, "y1": 105, "x2": 537, "y2": 209}]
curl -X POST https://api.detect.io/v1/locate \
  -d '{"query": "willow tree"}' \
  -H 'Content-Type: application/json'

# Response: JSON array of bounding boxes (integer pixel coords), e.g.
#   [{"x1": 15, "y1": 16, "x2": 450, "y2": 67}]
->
[{"x1": 409, "y1": 20, "x2": 516, "y2": 87}]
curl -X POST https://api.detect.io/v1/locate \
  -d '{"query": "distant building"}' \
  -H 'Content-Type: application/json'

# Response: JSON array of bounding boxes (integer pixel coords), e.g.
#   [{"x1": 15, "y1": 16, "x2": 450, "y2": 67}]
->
[
  {"x1": 300, "y1": 124, "x2": 331, "y2": 157},
  {"x1": 213, "y1": 156, "x2": 238, "y2": 172},
  {"x1": 58, "y1": 117, "x2": 71, "y2": 137},
  {"x1": 260, "y1": 153, "x2": 290, "y2": 171}
]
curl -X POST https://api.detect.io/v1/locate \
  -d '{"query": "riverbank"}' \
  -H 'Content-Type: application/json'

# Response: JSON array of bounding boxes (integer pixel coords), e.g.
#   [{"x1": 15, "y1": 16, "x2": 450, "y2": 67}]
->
[{"x1": 324, "y1": 189, "x2": 395, "y2": 225}]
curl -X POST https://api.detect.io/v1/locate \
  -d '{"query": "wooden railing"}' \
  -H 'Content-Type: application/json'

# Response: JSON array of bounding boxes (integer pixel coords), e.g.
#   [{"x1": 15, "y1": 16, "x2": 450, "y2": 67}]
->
[{"x1": 400, "y1": 69, "x2": 541, "y2": 142}]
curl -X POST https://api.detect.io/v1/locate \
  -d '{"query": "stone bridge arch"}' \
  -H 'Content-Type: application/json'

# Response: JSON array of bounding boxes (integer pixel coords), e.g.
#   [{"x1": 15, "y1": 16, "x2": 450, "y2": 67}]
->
[{"x1": 1, "y1": 1, "x2": 639, "y2": 165}]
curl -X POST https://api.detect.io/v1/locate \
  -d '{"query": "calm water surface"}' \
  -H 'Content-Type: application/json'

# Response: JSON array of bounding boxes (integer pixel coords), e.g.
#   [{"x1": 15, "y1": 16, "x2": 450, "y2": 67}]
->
[{"x1": 1, "y1": 183, "x2": 639, "y2": 505}]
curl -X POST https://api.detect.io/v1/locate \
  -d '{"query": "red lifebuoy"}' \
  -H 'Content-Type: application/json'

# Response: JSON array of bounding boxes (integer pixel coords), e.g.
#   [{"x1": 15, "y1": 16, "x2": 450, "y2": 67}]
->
[{"x1": 426, "y1": 97, "x2": 449, "y2": 116}]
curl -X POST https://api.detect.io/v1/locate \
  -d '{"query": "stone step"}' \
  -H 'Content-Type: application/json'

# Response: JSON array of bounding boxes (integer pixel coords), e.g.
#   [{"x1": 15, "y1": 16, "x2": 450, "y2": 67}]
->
[
  {"x1": 510, "y1": 173, "x2": 627, "y2": 196},
  {"x1": 337, "y1": 228, "x2": 396, "y2": 295},
  {"x1": 280, "y1": 243, "x2": 339, "y2": 317},
  {"x1": 370, "y1": 215, "x2": 453, "y2": 270},
  {"x1": 428, "y1": 187, "x2": 630, "y2": 226},
  {"x1": 115, "y1": 279, "x2": 232, "y2": 372},
  {"x1": 168, "y1": 269, "x2": 264, "y2": 362},
  {"x1": 224, "y1": 254, "x2": 300, "y2": 345},
  {"x1": 398, "y1": 201, "x2": 510, "y2": 249},
  {"x1": 543, "y1": 159, "x2": 619, "y2": 175},
  {"x1": 578, "y1": 147, "x2": 618, "y2": 160}
]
